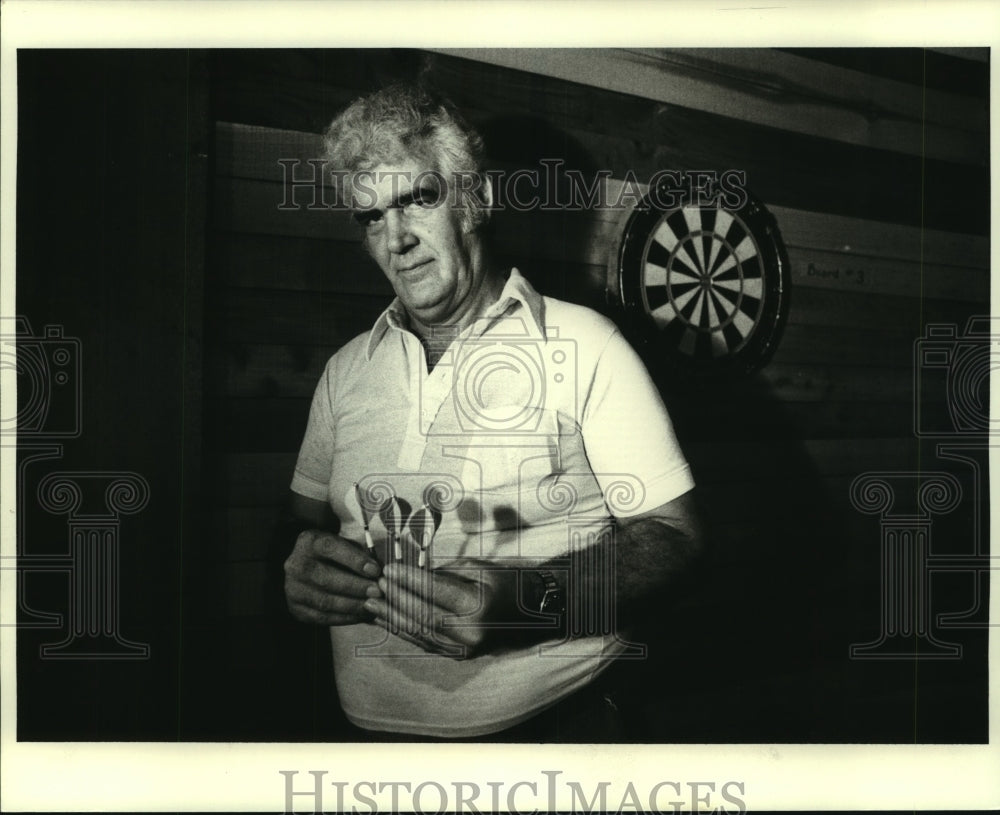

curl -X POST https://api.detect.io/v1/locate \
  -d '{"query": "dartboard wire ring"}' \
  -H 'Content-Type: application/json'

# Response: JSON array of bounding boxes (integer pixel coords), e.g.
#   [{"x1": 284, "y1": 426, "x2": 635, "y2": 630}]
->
[
  {"x1": 638, "y1": 210, "x2": 767, "y2": 359},
  {"x1": 614, "y1": 179, "x2": 790, "y2": 376},
  {"x1": 639, "y1": 222, "x2": 760, "y2": 341}
]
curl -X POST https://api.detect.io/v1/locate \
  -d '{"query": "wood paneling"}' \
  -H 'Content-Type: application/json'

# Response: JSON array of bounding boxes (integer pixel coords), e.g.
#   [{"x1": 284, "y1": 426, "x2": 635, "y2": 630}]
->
[
  {"x1": 214, "y1": 124, "x2": 989, "y2": 304},
  {"x1": 226, "y1": 560, "x2": 273, "y2": 618},
  {"x1": 430, "y1": 48, "x2": 987, "y2": 164},
  {"x1": 210, "y1": 394, "x2": 955, "y2": 453},
  {"x1": 777, "y1": 47, "x2": 989, "y2": 96},
  {"x1": 768, "y1": 323, "x2": 919, "y2": 368},
  {"x1": 784, "y1": 247, "x2": 987, "y2": 304},
  {"x1": 206, "y1": 49, "x2": 989, "y2": 655},
  {"x1": 214, "y1": 341, "x2": 925, "y2": 405},
  {"x1": 768, "y1": 204, "x2": 987, "y2": 268},
  {"x1": 214, "y1": 232, "x2": 390, "y2": 295},
  {"x1": 216, "y1": 437, "x2": 941, "y2": 506},
  {"x1": 196, "y1": 47, "x2": 992, "y2": 743},
  {"x1": 217, "y1": 289, "x2": 387, "y2": 345},
  {"x1": 423, "y1": 51, "x2": 987, "y2": 235},
  {"x1": 216, "y1": 343, "x2": 341, "y2": 398},
  {"x1": 211, "y1": 451, "x2": 298, "y2": 507},
  {"x1": 213, "y1": 48, "x2": 988, "y2": 234},
  {"x1": 216, "y1": 172, "x2": 989, "y2": 309}
]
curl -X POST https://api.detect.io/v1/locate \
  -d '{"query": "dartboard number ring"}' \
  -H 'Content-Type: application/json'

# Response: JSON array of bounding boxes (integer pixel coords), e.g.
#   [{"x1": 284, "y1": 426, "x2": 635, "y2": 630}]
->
[{"x1": 617, "y1": 178, "x2": 790, "y2": 374}]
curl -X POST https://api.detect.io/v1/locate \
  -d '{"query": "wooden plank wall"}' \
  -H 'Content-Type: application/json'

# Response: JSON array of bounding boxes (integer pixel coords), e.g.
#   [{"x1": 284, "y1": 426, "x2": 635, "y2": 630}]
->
[{"x1": 206, "y1": 48, "x2": 989, "y2": 740}]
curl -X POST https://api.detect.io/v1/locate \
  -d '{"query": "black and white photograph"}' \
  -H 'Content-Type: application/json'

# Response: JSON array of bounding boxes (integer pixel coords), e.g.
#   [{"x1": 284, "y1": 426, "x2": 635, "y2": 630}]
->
[{"x1": 2, "y1": 1, "x2": 997, "y2": 811}]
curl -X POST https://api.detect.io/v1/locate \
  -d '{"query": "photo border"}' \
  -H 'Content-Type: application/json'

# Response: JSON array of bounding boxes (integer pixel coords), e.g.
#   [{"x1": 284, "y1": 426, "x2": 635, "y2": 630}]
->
[{"x1": 2, "y1": 0, "x2": 997, "y2": 811}]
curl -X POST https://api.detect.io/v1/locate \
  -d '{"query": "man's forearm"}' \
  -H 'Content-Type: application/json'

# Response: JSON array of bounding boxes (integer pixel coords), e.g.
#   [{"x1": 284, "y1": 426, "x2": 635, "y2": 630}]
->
[
  {"x1": 501, "y1": 494, "x2": 703, "y2": 648},
  {"x1": 525, "y1": 515, "x2": 703, "y2": 619},
  {"x1": 606, "y1": 513, "x2": 703, "y2": 609}
]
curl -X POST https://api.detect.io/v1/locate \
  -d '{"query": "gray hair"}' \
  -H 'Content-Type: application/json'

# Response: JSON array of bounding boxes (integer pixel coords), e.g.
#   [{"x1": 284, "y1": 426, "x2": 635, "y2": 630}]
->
[{"x1": 323, "y1": 83, "x2": 491, "y2": 229}]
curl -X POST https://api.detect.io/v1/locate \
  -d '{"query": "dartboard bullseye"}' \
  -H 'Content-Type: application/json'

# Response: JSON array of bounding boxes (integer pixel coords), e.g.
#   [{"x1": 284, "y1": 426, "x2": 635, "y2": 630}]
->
[{"x1": 615, "y1": 176, "x2": 790, "y2": 375}]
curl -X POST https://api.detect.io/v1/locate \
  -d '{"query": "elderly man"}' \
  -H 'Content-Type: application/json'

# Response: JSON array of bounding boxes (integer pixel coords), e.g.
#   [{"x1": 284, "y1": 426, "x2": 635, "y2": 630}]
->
[{"x1": 283, "y1": 84, "x2": 701, "y2": 741}]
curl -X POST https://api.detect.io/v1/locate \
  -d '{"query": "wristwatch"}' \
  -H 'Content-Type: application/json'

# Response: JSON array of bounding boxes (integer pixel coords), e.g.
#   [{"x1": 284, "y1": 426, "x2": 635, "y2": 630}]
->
[{"x1": 535, "y1": 569, "x2": 565, "y2": 616}]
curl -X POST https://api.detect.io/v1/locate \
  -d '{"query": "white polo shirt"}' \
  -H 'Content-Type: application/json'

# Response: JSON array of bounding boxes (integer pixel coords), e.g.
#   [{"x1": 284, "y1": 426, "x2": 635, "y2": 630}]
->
[{"x1": 291, "y1": 269, "x2": 694, "y2": 737}]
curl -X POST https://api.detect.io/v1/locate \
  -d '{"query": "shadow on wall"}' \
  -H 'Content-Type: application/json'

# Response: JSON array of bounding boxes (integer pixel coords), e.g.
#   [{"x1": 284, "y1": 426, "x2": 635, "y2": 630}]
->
[
  {"x1": 477, "y1": 110, "x2": 856, "y2": 739},
  {"x1": 636, "y1": 365, "x2": 851, "y2": 742},
  {"x1": 479, "y1": 113, "x2": 608, "y2": 310}
]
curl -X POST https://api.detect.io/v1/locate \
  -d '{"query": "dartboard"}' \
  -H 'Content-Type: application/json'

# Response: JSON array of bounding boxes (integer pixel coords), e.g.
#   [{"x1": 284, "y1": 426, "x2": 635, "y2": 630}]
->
[{"x1": 616, "y1": 180, "x2": 790, "y2": 374}]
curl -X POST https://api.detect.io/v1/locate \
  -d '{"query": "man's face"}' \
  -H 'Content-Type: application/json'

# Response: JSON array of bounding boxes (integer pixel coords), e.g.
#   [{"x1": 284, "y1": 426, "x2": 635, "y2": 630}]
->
[{"x1": 352, "y1": 156, "x2": 484, "y2": 329}]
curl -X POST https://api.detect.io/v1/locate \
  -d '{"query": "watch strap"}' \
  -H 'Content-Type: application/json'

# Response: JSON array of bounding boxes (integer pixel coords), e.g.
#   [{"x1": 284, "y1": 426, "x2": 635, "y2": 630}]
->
[{"x1": 535, "y1": 569, "x2": 565, "y2": 615}]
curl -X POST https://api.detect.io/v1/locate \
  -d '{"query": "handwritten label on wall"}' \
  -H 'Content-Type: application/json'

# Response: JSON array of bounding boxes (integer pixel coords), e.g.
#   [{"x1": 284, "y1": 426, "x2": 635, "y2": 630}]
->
[{"x1": 806, "y1": 262, "x2": 867, "y2": 285}]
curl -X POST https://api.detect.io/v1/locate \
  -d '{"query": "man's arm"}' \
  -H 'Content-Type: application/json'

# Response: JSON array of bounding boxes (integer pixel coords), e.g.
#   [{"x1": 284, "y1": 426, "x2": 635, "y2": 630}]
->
[
  {"x1": 364, "y1": 489, "x2": 703, "y2": 657},
  {"x1": 282, "y1": 492, "x2": 383, "y2": 626},
  {"x1": 493, "y1": 489, "x2": 705, "y2": 647},
  {"x1": 533, "y1": 489, "x2": 704, "y2": 616}
]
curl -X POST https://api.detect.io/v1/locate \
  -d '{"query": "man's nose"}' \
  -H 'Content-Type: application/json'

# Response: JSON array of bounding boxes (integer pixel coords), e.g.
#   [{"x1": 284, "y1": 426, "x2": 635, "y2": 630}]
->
[{"x1": 384, "y1": 209, "x2": 416, "y2": 255}]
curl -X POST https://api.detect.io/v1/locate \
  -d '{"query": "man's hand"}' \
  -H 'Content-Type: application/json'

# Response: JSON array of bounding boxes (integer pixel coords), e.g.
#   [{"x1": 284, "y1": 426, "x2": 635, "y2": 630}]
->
[
  {"x1": 362, "y1": 562, "x2": 537, "y2": 659},
  {"x1": 362, "y1": 487, "x2": 703, "y2": 656},
  {"x1": 283, "y1": 529, "x2": 383, "y2": 626}
]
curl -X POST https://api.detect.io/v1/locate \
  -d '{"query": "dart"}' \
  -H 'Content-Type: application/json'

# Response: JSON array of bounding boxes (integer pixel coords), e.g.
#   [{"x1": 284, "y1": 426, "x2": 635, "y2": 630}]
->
[
  {"x1": 404, "y1": 503, "x2": 442, "y2": 568},
  {"x1": 379, "y1": 494, "x2": 408, "y2": 561},
  {"x1": 351, "y1": 482, "x2": 379, "y2": 563}
]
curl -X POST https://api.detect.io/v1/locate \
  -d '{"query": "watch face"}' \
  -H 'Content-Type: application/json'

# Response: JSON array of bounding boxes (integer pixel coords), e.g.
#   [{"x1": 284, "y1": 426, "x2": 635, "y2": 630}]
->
[
  {"x1": 615, "y1": 176, "x2": 791, "y2": 375},
  {"x1": 536, "y1": 571, "x2": 564, "y2": 615},
  {"x1": 539, "y1": 591, "x2": 564, "y2": 615}
]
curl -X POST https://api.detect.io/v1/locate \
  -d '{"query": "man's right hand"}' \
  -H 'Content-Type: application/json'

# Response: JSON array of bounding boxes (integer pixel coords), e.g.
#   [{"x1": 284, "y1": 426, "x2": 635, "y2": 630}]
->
[{"x1": 283, "y1": 529, "x2": 383, "y2": 626}]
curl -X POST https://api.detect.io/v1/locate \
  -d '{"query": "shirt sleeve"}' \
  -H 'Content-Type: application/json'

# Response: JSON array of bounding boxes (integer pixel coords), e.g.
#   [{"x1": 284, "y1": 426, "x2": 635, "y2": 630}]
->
[
  {"x1": 580, "y1": 328, "x2": 694, "y2": 517},
  {"x1": 289, "y1": 355, "x2": 338, "y2": 503}
]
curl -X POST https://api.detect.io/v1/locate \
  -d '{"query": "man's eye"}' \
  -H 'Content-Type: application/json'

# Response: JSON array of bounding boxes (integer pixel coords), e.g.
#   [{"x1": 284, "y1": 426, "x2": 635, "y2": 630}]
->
[
  {"x1": 406, "y1": 188, "x2": 440, "y2": 209},
  {"x1": 354, "y1": 211, "x2": 383, "y2": 228}
]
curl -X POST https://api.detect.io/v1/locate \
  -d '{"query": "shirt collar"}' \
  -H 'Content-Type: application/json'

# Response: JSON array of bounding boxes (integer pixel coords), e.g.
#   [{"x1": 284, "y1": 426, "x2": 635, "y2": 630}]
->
[{"x1": 365, "y1": 268, "x2": 546, "y2": 359}]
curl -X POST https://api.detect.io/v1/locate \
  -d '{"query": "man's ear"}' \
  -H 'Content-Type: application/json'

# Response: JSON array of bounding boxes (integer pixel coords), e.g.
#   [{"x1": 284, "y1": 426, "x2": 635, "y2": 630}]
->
[
  {"x1": 348, "y1": 211, "x2": 372, "y2": 255},
  {"x1": 464, "y1": 173, "x2": 493, "y2": 234},
  {"x1": 357, "y1": 225, "x2": 376, "y2": 258},
  {"x1": 480, "y1": 173, "x2": 494, "y2": 210}
]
